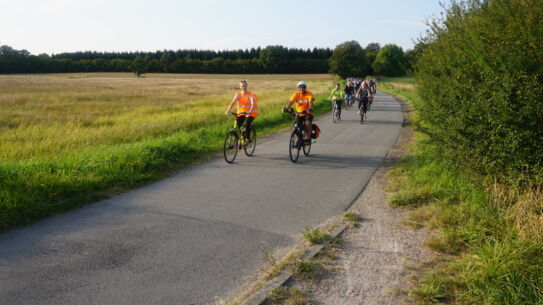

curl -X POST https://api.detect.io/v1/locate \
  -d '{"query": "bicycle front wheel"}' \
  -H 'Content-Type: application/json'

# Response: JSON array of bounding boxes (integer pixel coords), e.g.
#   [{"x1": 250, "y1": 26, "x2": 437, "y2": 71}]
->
[
  {"x1": 303, "y1": 138, "x2": 311, "y2": 156},
  {"x1": 289, "y1": 130, "x2": 301, "y2": 163},
  {"x1": 223, "y1": 130, "x2": 238, "y2": 163},
  {"x1": 243, "y1": 126, "x2": 256, "y2": 156}
]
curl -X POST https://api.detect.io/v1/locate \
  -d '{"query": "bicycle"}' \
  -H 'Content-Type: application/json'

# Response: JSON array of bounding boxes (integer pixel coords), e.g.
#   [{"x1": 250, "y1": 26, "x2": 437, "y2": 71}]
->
[
  {"x1": 223, "y1": 113, "x2": 256, "y2": 163},
  {"x1": 332, "y1": 99, "x2": 341, "y2": 123},
  {"x1": 285, "y1": 109, "x2": 312, "y2": 163}
]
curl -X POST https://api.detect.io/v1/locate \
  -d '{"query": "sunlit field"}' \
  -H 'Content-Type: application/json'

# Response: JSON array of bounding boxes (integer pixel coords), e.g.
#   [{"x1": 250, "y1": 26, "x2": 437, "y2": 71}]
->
[
  {"x1": 0, "y1": 73, "x2": 333, "y2": 159},
  {"x1": 0, "y1": 73, "x2": 335, "y2": 231}
]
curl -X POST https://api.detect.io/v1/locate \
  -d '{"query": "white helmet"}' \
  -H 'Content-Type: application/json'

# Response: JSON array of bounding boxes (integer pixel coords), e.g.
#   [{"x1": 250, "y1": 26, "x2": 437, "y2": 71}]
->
[{"x1": 297, "y1": 81, "x2": 307, "y2": 87}]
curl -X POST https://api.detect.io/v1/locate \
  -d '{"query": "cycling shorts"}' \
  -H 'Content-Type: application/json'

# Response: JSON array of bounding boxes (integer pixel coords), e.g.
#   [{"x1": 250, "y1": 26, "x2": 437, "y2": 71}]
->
[
  {"x1": 358, "y1": 97, "x2": 368, "y2": 112},
  {"x1": 296, "y1": 115, "x2": 313, "y2": 127}
]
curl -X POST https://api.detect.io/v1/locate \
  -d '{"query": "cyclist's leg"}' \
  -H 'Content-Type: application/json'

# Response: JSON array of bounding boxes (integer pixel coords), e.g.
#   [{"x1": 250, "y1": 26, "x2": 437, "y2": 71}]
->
[
  {"x1": 244, "y1": 116, "x2": 254, "y2": 139},
  {"x1": 362, "y1": 97, "x2": 368, "y2": 114},
  {"x1": 295, "y1": 116, "x2": 306, "y2": 144},
  {"x1": 337, "y1": 100, "x2": 342, "y2": 117},
  {"x1": 357, "y1": 98, "x2": 362, "y2": 114},
  {"x1": 305, "y1": 115, "x2": 313, "y2": 141},
  {"x1": 236, "y1": 115, "x2": 246, "y2": 130}
]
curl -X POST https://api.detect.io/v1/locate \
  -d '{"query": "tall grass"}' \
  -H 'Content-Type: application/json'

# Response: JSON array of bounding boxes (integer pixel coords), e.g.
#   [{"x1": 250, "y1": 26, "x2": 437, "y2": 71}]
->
[
  {"x1": 0, "y1": 73, "x2": 334, "y2": 231},
  {"x1": 380, "y1": 77, "x2": 543, "y2": 304}
]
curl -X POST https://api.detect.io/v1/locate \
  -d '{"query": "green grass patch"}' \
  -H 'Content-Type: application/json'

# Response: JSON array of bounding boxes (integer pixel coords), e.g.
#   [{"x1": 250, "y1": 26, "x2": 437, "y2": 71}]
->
[
  {"x1": 301, "y1": 226, "x2": 333, "y2": 245},
  {"x1": 266, "y1": 287, "x2": 312, "y2": 305},
  {"x1": 342, "y1": 211, "x2": 361, "y2": 222},
  {"x1": 343, "y1": 211, "x2": 362, "y2": 227}
]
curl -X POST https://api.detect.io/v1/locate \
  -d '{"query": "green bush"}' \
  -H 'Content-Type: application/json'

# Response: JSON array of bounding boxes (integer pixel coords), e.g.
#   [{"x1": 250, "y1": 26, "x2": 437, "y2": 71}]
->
[{"x1": 415, "y1": 0, "x2": 543, "y2": 182}]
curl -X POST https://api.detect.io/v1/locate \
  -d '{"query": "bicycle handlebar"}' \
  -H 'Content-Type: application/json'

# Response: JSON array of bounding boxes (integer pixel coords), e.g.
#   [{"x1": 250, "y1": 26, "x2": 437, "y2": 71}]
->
[
  {"x1": 226, "y1": 112, "x2": 250, "y2": 116},
  {"x1": 282, "y1": 108, "x2": 313, "y2": 115}
]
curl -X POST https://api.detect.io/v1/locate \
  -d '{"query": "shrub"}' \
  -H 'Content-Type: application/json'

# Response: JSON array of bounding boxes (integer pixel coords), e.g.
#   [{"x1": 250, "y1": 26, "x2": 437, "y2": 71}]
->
[{"x1": 415, "y1": 0, "x2": 543, "y2": 182}]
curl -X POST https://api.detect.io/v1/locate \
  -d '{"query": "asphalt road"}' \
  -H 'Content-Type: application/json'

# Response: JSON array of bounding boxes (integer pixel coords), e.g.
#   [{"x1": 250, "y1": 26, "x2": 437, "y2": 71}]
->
[{"x1": 0, "y1": 91, "x2": 403, "y2": 305}]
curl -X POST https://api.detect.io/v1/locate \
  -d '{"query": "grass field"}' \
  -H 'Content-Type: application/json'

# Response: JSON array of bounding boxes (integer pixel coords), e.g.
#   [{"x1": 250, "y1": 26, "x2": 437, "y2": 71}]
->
[{"x1": 0, "y1": 73, "x2": 335, "y2": 231}]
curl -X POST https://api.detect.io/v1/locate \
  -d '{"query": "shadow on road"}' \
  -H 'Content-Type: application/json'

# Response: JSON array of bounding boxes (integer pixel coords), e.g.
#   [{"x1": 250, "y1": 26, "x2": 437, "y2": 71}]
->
[{"x1": 219, "y1": 153, "x2": 384, "y2": 170}]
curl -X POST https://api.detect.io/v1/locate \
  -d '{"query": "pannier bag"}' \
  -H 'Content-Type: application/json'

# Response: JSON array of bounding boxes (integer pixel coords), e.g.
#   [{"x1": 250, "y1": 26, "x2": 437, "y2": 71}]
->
[{"x1": 311, "y1": 124, "x2": 321, "y2": 139}]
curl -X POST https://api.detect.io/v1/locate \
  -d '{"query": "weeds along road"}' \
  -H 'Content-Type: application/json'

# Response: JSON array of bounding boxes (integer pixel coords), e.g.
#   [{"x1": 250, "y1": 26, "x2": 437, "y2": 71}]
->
[{"x1": 0, "y1": 91, "x2": 403, "y2": 305}]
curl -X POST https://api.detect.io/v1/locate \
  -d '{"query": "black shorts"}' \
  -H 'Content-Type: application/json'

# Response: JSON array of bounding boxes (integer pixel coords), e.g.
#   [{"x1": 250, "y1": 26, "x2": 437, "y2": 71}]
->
[
  {"x1": 358, "y1": 97, "x2": 368, "y2": 112},
  {"x1": 296, "y1": 115, "x2": 313, "y2": 127}
]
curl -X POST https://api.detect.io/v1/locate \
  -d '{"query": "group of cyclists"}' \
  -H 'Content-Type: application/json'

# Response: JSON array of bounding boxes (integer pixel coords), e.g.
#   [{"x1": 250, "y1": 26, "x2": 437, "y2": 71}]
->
[
  {"x1": 329, "y1": 77, "x2": 377, "y2": 123},
  {"x1": 225, "y1": 80, "x2": 316, "y2": 144},
  {"x1": 223, "y1": 78, "x2": 376, "y2": 162}
]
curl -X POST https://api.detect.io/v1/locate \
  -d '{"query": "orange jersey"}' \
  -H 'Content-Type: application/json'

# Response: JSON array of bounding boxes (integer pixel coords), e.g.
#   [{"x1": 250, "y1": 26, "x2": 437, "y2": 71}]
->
[
  {"x1": 289, "y1": 91, "x2": 314, "y2": 116},
  {"x1": 236, "y1": 91, "x2": 258, "y2": 118}
]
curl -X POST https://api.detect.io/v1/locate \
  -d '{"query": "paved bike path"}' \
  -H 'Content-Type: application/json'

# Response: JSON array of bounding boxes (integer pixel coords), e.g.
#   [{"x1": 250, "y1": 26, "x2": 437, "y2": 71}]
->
[{"x1": 0, "y1": 92, "x2": 403, "y2": 305}]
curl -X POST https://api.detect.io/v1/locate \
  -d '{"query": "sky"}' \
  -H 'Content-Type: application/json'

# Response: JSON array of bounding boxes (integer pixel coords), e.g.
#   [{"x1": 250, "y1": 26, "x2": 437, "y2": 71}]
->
[{"x1": 0, "y1": 0, "x2": 446, "y2": 55}]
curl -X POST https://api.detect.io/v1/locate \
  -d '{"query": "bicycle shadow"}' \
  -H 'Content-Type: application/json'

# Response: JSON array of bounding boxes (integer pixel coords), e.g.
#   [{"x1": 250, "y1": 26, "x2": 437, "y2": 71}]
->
[{"x1": 225, "y1": 153, "x2": 384, "y2": 170}]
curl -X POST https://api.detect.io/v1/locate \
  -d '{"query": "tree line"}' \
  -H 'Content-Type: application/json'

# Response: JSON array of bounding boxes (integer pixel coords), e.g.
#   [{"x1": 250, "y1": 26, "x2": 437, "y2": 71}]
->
[{"x1": 0, "y1": 43, "x2": 415, "y2": 77}]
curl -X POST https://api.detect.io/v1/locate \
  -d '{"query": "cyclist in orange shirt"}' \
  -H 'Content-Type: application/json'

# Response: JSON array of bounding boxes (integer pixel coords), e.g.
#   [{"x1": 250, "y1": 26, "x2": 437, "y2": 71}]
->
[
  {"x1": 283, "y1": 81, "x2": 314, "y2": 143},
  {"x1": 225, "y1": 80, "x2": 258, "y2": 141}
]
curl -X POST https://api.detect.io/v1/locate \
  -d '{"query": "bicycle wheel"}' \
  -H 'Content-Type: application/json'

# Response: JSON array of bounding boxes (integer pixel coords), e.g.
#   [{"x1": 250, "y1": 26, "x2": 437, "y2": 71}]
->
[
  {"x1": 223, "y1": 129, "x2": 238, "y2": 163},
  {"x1": 243, "y1": 126, "x2": 256, "y2": 156},
  {"x1": 332, "y1": 103, "x2": 337, "y2": 123},
  {"x1": 289, "y1": 130, "x2": 301, "y2": 163},
  {"x1": 303, "y1": 138, "x2": 311, "y2": 156}
]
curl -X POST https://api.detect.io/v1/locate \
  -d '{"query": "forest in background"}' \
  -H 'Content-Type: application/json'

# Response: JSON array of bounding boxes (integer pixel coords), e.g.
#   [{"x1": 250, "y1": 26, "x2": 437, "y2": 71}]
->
[{"x1": 0, "y1": 42, "x2": 418, "y2": 77}]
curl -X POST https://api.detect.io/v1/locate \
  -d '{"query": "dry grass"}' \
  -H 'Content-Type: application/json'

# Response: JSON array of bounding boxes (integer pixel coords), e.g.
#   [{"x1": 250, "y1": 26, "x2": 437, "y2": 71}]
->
[
  {"x1": 0, "y1": 73, "x2": 333, "y2": 159},
  {"x1": 500, "y1": 186, "x2": 543, "y2": 243}
]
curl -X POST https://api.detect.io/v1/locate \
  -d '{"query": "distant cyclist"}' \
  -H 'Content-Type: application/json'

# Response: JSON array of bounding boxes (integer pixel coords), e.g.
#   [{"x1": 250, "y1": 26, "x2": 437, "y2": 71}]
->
[
  {"x1": 225, "y1": 80, "x2": 258, "y2": 141},
  {"x1": 283, "y1": 81, "x2": 315, "y2": 143},
  {"x1": 344, "y1": 81, "x2": 354, "y2": 109},
  {"x1": 368, "y1": 79, "x2": 377, "y2": 107},
  {"x1": 329, "y1": 83, "x2": 344, "y2": 119},
  {"x1": 356, "y1": 80, "x2": 370, "y2": 123}
]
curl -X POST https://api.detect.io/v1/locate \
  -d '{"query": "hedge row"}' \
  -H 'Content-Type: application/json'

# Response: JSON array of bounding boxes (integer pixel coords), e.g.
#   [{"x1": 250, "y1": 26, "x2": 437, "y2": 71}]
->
[{"x1": 415, "y1": 0, "x2": 543, "y2": 182}]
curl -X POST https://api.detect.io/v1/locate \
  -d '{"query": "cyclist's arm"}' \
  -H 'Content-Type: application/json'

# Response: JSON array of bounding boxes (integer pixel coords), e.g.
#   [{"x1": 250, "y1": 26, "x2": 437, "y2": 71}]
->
[
  {"x1": 285, "y1": 100, "x2": 295, "y2": 110},
  {"x1": 225, "y1": 95, "x2": 238, "y2": 114},
  {"x1": 309, "y1": 97, "x2": 315, "y2": 113},
  {"x1": 248, "y1": 94, "x2": 255, "y2": 114}
]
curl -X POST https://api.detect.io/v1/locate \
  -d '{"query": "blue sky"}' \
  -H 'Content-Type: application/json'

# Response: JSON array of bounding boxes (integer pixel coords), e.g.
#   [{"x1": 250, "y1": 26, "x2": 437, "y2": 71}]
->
[{"x1": 1, "y1": 0, "x2": 445, "y2": 55}]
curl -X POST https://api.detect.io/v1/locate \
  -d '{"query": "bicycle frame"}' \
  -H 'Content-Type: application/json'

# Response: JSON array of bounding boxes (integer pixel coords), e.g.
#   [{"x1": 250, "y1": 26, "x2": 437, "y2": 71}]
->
[{"x1": 229, "y1": 112, "x2": 250, "y2": 142}]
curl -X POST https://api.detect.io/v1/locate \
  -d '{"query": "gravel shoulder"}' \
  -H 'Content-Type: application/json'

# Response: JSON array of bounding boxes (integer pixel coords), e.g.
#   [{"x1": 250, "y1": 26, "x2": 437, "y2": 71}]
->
[{"x1": 292, "y1": 96, "x2": 433, "y2": 305}]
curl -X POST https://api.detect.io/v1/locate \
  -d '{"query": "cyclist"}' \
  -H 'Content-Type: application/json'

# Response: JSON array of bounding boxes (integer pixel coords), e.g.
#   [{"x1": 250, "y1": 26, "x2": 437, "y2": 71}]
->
[
  {"x1": 283, "y1": 81, "x2": 315, "y2": 143},
  {"x1": 329, "y1": 82, "x2": 344, "y2": 119},
  {"x1": 356, "y1": 80, "x2": 370, "y2": 123},
  {"x1": 344, "y1": 81, "x2": 354, "y2": 109},
  {"x1": 225, "y1": 80, "x2": 258, "y2": 141},
  {"x1": 368, "y1": 79, "x2": 376, "y2": 107}
]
